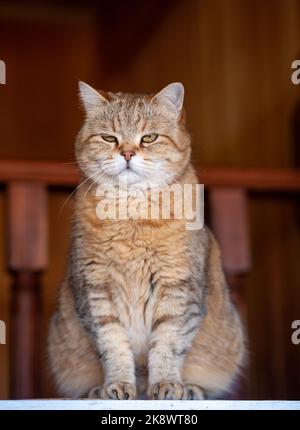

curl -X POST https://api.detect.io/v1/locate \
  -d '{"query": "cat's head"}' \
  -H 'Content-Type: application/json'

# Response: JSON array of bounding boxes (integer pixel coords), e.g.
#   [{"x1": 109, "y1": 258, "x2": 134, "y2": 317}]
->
[{"x1": 76, "y1": 81, "x2": 191, "y2": 188}]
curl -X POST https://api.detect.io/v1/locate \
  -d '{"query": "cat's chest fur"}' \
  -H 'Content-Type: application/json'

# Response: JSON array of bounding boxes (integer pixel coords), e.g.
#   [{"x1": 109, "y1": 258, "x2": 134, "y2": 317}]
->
[
  {"x1": 106, "y1": 229, "x2": 159, "y2": 359},
  {"x1": 79, "y1": 197, "x2": 190, "y2": 362}
]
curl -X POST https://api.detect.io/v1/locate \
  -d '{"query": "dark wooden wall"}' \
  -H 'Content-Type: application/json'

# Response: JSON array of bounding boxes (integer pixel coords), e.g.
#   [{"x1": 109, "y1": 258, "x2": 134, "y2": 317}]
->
[{"x1": 0, "y1": 0, "x2": 300, "y2": 399}]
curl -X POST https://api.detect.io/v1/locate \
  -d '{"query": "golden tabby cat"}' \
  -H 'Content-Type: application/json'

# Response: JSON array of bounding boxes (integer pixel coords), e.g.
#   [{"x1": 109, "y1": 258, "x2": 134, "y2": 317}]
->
[{"x1": 48, "y1": 82, "x2": 245, "y2": 400}]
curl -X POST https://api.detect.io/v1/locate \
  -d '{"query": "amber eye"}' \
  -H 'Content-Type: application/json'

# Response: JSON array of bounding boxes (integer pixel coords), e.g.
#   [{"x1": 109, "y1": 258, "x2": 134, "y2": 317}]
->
[
  {"x1": 141, "y1": 133, "x2": 158, "y2": 144},
  {"x1": 101, "y1": 134, "x2": 118, "y2": 143}
]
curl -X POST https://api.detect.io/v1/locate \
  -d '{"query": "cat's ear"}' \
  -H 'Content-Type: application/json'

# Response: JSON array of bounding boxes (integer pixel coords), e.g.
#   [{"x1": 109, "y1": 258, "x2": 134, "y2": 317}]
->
[
  {"x1": 152, "y1": 82, "x2": 184, "y2": 116},
  {"x1": 78, "y1": 81, "x2": 109, "y2": 113}
]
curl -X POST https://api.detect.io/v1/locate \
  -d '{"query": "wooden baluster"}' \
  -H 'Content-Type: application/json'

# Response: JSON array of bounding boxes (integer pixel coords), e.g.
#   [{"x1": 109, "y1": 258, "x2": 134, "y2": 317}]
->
[
  {"x1": 209, "y1": 187, "x2": 251, "y2": 399},
  {"x1": 7, "y1": 182, "x2": 48, "y2": 399}
]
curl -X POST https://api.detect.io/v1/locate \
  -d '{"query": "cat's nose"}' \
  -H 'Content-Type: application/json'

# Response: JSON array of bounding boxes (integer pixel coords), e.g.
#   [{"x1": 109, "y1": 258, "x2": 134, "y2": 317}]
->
[{"x1": 121, "y1": 150, "x2": 135, "y2": 161}]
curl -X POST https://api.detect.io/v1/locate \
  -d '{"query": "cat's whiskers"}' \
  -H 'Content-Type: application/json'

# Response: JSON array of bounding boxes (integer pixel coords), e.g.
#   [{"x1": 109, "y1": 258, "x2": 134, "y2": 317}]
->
[
  {"x1": 57, "y1": 170, "x2": 101, "y2": 218},
  {"x1": 62, "y1": 159, "x2": 96, "y2": 165},
  {"x1": 81, "y1": 169, "x2": 112, "y2": 203},
  {"x1": 82, "y1": 178, "x2": 98, "y2": 203}
]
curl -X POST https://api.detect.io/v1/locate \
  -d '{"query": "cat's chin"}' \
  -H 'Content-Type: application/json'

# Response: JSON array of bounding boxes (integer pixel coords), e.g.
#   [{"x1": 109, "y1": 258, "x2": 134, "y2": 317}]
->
[
  {"x1": 118, "y1": 168, "x2": 142, "y2": 185},
  {"x1": 97, "y1": 168, "x2": 170, "y2": 190}
]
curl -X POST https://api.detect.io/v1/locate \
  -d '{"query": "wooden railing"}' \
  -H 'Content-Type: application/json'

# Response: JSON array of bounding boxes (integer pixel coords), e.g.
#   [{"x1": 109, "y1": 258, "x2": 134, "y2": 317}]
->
[{"x1": 1, "y1": 160, "x2": 300, "y2": 399}]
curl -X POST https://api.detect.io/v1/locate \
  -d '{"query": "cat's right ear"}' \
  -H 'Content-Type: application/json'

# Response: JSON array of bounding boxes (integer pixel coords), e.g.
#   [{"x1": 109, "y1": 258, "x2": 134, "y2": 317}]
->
[
  {"x1": 151, "y1": 82, "x2": 184, "y2": 117},
  {"x1": 78, "y1": 81, "x2": 109, "y2": 113}
]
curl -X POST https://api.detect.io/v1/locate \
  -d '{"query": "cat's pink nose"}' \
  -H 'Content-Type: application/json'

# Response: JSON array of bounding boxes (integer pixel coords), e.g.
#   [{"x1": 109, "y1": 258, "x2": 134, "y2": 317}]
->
[{"x1": 121, "y1": 150, "x2": 135, "y2": 161}]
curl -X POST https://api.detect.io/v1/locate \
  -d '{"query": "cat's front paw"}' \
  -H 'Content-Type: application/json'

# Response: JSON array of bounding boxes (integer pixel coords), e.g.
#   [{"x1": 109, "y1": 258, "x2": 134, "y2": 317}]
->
[
  {"x1": 182, "y1": 384, "x2": 205, "y2": 400},
  {"x1": 148, "y1": 381, "x2": 184, "y2": 400},
  {"x1": 88, "y1": 383, "x2": 136, "y2": 400}
]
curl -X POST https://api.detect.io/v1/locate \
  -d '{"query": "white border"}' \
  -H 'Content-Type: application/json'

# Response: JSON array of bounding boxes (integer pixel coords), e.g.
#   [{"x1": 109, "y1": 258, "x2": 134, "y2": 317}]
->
[{"x1": 0, "y1": 400, "x2": 299, "y2": 410}]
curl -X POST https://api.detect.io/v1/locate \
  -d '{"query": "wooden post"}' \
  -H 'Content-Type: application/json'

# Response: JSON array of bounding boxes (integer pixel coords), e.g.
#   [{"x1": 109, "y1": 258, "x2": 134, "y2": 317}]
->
[
  {"x1": 209, "y1": 187, "x2": 251, "y2": 399},
  {"x1": 7, "y1": 182, "x2": 48, "y2": 399}
]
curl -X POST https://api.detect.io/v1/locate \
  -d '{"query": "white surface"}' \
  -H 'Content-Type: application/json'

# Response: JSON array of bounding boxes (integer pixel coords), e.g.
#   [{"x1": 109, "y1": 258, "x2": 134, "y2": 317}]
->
[{"x1": 0, "y1": 400, "x2": 299, "y2": 410}]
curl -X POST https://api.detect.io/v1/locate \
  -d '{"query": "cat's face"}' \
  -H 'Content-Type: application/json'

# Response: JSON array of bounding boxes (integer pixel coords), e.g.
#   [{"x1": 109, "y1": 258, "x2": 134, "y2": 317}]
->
[{"x1": 76, "y1": 82, "x2": 191, "y2": 188}]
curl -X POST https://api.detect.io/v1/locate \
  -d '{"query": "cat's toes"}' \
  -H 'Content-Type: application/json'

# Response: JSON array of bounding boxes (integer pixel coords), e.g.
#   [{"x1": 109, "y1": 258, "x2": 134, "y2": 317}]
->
[
  {"x1": 182, "y1": 384, "x2": 205, "y2": 400},
  {"x1": 88, "y1": 386, "x2": 102, "y2": 399},
  {"x1": 149, "y1": 381, "x2": 184, "y2": 400},
  {"x1": 90, "y1": 383, "x2": 136, "y2": 400}
]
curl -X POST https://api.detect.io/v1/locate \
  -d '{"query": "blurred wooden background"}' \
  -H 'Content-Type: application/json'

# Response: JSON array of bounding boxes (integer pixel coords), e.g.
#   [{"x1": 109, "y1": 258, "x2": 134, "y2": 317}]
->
[{"x1": 0, "y1": 0, "x2": 300, "y2": 399}]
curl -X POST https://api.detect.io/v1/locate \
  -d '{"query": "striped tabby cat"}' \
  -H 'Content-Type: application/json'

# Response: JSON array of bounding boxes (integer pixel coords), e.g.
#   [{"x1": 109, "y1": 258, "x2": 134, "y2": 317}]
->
[{"x1": 48, "y1": 82, "x2": 245, "y2": 400}]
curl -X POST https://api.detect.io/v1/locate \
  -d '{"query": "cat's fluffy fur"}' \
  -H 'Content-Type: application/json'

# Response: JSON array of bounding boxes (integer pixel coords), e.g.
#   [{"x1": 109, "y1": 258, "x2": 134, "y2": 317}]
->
[{"x1": 48, "y1": 82, "x2": 245, "y2": 400}]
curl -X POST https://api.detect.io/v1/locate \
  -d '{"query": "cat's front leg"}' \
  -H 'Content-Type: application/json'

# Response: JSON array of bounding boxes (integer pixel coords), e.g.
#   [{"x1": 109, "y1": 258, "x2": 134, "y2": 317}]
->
[
  {"x1": 148, "y1": 281, "x2": 203, "y2": 400},
  {"x1": 73, "y1": 280, "x2": 136, "y2": 399}
]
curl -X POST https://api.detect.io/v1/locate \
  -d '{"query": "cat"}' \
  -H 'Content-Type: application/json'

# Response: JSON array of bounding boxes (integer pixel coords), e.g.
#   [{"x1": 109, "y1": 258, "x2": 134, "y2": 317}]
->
[{"x1": 48, "y1": 81, "x2": 245, "y2": 400}]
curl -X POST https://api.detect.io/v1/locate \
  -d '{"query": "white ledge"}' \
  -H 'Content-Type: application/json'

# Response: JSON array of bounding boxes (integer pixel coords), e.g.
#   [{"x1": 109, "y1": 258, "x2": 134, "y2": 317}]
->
[{"x1": 0, "y1": 400, "x2": 300, "y2": 410}]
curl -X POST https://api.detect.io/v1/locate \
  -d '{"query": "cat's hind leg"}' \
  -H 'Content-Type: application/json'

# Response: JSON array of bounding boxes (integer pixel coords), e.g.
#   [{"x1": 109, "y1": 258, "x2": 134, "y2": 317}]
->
[
  {"x1": 48, "y1": 282, "x2": 102, "y2": 398},
  {"x1": 181, "y1": 306, "x2": 245, "y2": 399}
]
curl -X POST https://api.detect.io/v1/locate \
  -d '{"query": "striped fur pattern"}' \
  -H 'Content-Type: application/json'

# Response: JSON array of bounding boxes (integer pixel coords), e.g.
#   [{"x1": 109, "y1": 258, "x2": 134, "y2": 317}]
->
[{"x1": 48, "y1": 82, "x2": 245, "y2": 400}]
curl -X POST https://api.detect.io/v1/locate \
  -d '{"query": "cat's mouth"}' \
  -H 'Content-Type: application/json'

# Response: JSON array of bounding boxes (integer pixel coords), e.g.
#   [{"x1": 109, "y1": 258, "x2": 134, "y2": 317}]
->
[
  {"x1": 120, "y1": 163, "x2": 132, "y2": 173},
  {"x1": 123, "y1": 161, "x2": 136, "y2": 173},
  {"x1": 121, "y1": 166, "x2": 137, "y2": 176},
  {"x1": 118, "y1": 163, "x2": 143, "y2": 183}
]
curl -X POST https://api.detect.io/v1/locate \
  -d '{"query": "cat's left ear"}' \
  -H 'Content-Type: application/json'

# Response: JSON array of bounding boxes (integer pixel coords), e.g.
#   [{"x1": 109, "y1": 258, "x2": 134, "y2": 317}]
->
[
  {"x1": 78, "y1": 81, "x2": 109, "y2": 113},
  {"x1": 151, "y1": 82, "x2": 184, "y2": 118}
]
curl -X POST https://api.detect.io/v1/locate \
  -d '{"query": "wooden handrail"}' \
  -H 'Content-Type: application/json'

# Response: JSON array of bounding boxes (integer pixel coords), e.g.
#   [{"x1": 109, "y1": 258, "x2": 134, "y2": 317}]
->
[
  {"x1": 0, "y1": 160, "x2": 300, "y2": 191},
  {"x1": 0, "y1": 160, "x2": 80, "y2": 186}
]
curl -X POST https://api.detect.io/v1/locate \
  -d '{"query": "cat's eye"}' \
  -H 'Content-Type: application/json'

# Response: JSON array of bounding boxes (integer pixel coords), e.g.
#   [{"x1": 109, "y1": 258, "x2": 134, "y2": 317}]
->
[
  {"x1": 101, "y1": 134, "x2": 118, "y2": 143},
  {"x1": 141, "y1": 133, "x2": 158, "y2": 144}
]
